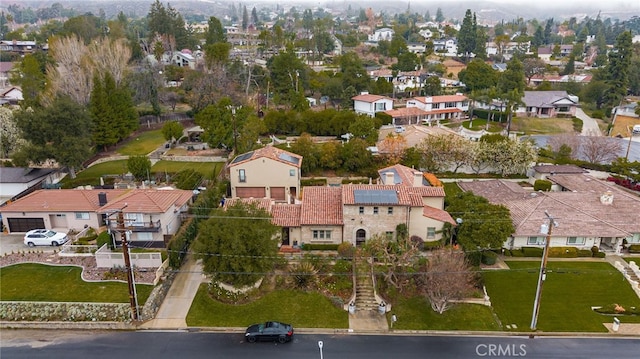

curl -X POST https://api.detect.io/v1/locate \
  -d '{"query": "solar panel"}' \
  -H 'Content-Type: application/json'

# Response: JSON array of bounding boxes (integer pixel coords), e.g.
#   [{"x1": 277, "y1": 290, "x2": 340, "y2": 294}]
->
[
  {"x1": 278, "y1": 152, "x2": 300, "y2": 165},
  {"x1": 231, "y1": 151, "x2": 254, "y2": 164},
  {"x1": 353, "y1": 189, "x2": 398, "y2": 204}
]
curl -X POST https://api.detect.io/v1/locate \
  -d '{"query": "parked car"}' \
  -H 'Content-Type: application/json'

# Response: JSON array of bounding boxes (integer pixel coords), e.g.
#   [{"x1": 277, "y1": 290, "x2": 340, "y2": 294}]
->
[
  {"x1": 245, "y1": 321, "x2": 294, "y2": 343},
  {"x1": 23, "y1": 229, "x2": 68, "y2": 247}
]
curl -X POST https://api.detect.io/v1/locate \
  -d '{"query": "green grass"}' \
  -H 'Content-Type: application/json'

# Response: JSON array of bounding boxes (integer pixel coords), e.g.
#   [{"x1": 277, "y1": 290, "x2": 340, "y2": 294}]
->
[
  {"x1": 510, "y1": 117, "x2": 575, "y2": 135},
  {"x1": 484, "y1": 261, "x2": 640, "y2": 332},
  {"x1": 388, "y1": 296, "x2": 500, "y2": 331},
  {"x1": 151, "y1": 161, "x2": 224, "y2": 180},
  {"x1": 62, "y1": 160, "x2": 129, "y2": 188},
  {"x1": 0, "y1": 263, "x2": 153, "y2": 303},
  {"x1": 117, "y1": 130, "x2": 166, "y2": 156},
  {"x1": 461, "y1": 119, "x2": 504, "y2": 132},
  {"x1": 187, "y1": 286, "x2": 349, "y2": 328},
  {"x1": 622, "y1": 257, "x2": 640, "y2": 265},
  {"x1": 443, "y1": 182, "x2": 462, "y2": 199}
]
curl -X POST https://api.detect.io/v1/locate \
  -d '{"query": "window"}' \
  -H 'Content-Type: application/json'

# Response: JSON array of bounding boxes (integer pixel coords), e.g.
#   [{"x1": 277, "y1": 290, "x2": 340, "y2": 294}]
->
[
  {"x1": 289, "y1": 169, "x2": 296, "y2": 176},
  {"x1": 628, "y1": 234, "x2": 640, "y2": 243},
  {"x1": 373, "y1": 207, "x2": 379, "y2": 215},
  {"x1": 238, "y1": 169, "x2": 246, "y2": 182},
  {"x1": 567, "y1": 236, "x2": 585, "y2": 245},
  {"x1": 135, "y1": 232, "x2": 153, "y2": 241},
  {"x1": 386, "y1": 231, "x2": 394, "y2": 240},
  {"x1": 388, "y1": 207, "x2": 393, "y2": 215},
  {"x1": 527, "y1": 236, "x2": 545, "y2": 245},
  {"x1": 312, "y1": 230, "x2": 332, "y2": 240},
  {"x1": 75, "y1": 212, "x2": 90, "y2": 220},
  {"x1": 426, "y1": 227, "x2": 436, "y2": 239},
  {"x1": 375, "y1": 102, "x2": 387, "y2": 111},
  {"x1": 359, "y1": 206, "x2": 364, "y2": 214}
]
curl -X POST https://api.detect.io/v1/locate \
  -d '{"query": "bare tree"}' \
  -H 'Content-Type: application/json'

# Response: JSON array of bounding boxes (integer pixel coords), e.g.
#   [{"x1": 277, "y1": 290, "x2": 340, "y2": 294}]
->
[
  {"x1": 579, "y1": 135, "x2": 623, "y2": 164},
  {"x1": 378, "y1": 133, "x2": 407, "y2": 164},
  {"x1": 547, "y1": 133, "x2": 581, "y2": 159},
  {"x1": 364, "y1": 232, "x2": 420, "y2": 291},
  {"x1": 420, "y1": 250, "x2": 475, "y2": 314}
]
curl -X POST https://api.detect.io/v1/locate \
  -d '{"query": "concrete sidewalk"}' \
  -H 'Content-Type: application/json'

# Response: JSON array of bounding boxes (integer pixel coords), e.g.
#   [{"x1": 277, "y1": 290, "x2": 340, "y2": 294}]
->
[{"x1": 139, "y1": 255, "x2": 206, "y2": 330}]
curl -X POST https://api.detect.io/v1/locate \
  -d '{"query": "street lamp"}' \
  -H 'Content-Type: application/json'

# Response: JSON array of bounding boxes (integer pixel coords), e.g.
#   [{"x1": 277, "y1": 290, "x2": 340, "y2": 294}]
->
[
  {"x1": 318, "y1": 341, "x2": 323, "y2": 359},
  {"x1": 450, "y1": 217, "x2": 463, "y2": 249}
]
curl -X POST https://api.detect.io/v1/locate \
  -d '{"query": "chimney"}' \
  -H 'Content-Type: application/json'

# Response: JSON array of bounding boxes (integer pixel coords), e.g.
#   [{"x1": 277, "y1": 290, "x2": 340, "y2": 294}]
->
[
  {"x1": 98, "y1": 192, "x2": 107, "y2": 206},
  {"x1": 600, "y1": 191, "x2": 613, "y2": 205},
  {"x1": 413, "y1": 171, "x2": 423, "y2": 187},
  {"x1": 385, "y1": 172, "x2": 394, "y2": 185}
]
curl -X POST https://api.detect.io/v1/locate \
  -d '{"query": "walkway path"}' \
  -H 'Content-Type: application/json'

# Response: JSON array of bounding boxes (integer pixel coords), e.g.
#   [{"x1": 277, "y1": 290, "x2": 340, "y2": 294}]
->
[
  {"x1": 139, "y1": 255, "x2": 205, "y2": 330},
  {"x1": 576, "y1": 108, "x2": 602, "y2": 136}
]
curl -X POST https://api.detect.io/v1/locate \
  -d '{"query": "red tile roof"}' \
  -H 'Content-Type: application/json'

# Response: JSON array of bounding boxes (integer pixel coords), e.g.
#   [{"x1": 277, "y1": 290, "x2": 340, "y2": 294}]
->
[
  {"x1": 413, "y1": 94, "x2": 467, "y2": 104},
  {"x1": 342, "y1": 184, "x2": 445, "y2": 206},
  {"x1": 351, "y1": 94, "x2": 392, "y2": 103},
  {"x1": 271, "y1": 204, "x2": 302, "y2": 227},
  {"x1": 229, "y1": 145, "x2": 302, "y2": 168},
  {"x1": 423, "y1": 206, "x2": 456, "y2": 224},
  {"x1": 99, "y1": 189, "x2": 193, "y2": 214},
  {"x1": 384, "y1": 107, "x2": 428, "y2": 118},
  {"x1": 1, "y1": 189, "x2": 130, "y2": 212},
  {"x1": 301, "y1": 187, "x2": 343, "y2": 225}
]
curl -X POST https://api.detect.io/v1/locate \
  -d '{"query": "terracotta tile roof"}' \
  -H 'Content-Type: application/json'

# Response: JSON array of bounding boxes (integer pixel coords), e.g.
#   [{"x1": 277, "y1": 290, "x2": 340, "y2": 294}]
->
[
  {"x1": 458, "y1": 178, "x2": 640, "y2": 237},
  {"x1": 377, "y1": 124, "x2": 461, "y2": 148},
  {"x1": 378, "y1": 164, "x2": 421, "y2": 186},
  {"x1": 351, "y1": 93, "x2": 392, "y2": 103},
  {"x1": 301, "y1": 187, "x2": 343, "y2": 225},
  {"x1": 384, "y1": 107, "x2": 428, "y2": 118},
  {"x1": 423, "y1": 206, "x2": 456, "y2": 224},
  {"x1": 1, "y1": 189, "x2": 130, "y2": 212},
  {"x1": 229, "y1": 145, "x2": 302, "y2": 168},
  {"x1": 271, "y1": 204, "x2": 302, "y2": 227},
  {"x1": 342, "y1": 184, "x2": 444, "y2": 206},
  {"x1": 413, "y1": 95, "x2": 468, "y2": 104},
  {"x1": 99, "y1": 189, "x2": 193, "y2": 214}
]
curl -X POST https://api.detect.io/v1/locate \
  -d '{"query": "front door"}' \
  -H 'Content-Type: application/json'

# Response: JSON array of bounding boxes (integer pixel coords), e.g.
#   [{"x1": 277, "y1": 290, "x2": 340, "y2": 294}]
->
[
  {"x1": 281, "y1": 228, "x2": 290, "y2": 246},
  {"x1": 356, "y1": 229, "x2": 366, "y2": 246}
]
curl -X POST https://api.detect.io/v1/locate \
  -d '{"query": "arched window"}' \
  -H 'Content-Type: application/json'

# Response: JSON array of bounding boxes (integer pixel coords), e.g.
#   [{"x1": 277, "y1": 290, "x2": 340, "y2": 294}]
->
[{"x1": 356, "y1": 229, "x2": 366, "y2": 246}]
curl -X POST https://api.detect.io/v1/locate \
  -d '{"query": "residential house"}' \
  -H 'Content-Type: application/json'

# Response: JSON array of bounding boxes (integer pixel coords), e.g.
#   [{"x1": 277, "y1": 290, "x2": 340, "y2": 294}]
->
[
  {"x1": 352, "y1": 92, "x2": 394, "y2": 117},
  {"x1": 407, "y1": 43, "x2": 427, "y2": 54},
  {"x1": 0, "y1": 167, "x2": 63, "y2": 205},
  {"x1": 528, "y1": 164, "x2": 587, "y2": 188},
  {"x1": 377, "y1": 124, "x2": 461, "y2": 150},
  {"x1": 227, "y1": 146, "x2": 302, "y2": 203},
  {"x1": 529, "y1": 74, "x2": 592, "y2": 87},
  {"x1": 228, "y1": 164, "x2": 454, "y2": 248},
  {"x1": 458, "y1": 175, "x2": 640, "y2": 254},
  {"x1": 433, "y1": 38, "x2": 458, "y2": 56},
  {"x1": 172, "y1": 51, "x2": 196, "y2": 69},
  {"x1": 517, "y1": 91, "x2": 579, "y2": 117},
  {"x1": 405, "y1": 94, "x2": 469, "y2": 124},
  {"x1": 0, "y1": 40, "x2": 37, "y2": 55},
  {"x1": 1, "y1": 87, "x2": 23, "y2": 105},
  {"x1": 368, "y1": 28, "x2": 394, "y2": 42},
  {"x1": 0, "y1": 189, "x2": 193, "y2": 247}
]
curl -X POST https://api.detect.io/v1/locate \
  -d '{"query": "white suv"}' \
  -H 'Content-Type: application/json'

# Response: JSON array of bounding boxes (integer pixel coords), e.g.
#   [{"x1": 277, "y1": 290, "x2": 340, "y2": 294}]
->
[
  {"x1": 23, "y1": 229, "x2": 68, "y2": 247},
  {"x1": 633, "y1": 125, "x2": 640, "y2": 135}
]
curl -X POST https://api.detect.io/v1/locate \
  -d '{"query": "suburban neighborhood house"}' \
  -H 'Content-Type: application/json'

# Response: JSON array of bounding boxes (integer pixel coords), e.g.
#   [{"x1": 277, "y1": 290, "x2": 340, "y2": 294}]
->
[
  {"x1": 403, "y1": 94, "x2": 469, "y2": 125},
  {"x1": 458, "y1": 174, "x2": 640, "y2": 254},
  {"x1": 227, "y1": 146, "x2": 302, "y2": 203},
  {"x1": 227, "y1": 164, "x2": 455, "y2": 248},
  {"x1": 0, "y1": 167, "x2": 63, "y2": 205},
  {"x1": 516, "y1": 91, "x2": 579, "y2": 118},
  {"x1": 351, "y1": 92, "x2": 394, "y2": 117},
  {"x1": 377, "y1": 124, "x2": 461, "y2": 154},
  {"x1": 0, "y1": 188, "x2": 193, "y2": 247}
]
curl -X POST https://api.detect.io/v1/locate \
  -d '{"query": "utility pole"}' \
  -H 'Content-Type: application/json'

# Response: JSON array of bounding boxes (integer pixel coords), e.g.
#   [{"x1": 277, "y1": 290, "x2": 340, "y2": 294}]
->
[
  {"x1": 116, "y1": 209, "x2": 139, "y2": 321},
  {"x1": 530, "y1": 211, "x2": 557, "y2": 331}
]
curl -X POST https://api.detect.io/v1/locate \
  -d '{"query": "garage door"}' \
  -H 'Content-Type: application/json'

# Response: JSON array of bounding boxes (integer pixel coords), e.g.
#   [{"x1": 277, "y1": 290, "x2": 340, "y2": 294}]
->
[
  {"x1": 270, "y1": 187, "x2": 285, "y2": 200},
  {"x1": 236, "y1": 187, "x2": 266, "y2": 198},
  {"x1": 7, "y1": 217, "x2": 45, "y2": 232}
]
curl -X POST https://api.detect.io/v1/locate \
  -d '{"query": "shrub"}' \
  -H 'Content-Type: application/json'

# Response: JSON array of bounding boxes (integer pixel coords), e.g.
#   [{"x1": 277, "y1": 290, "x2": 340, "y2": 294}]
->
[
  {"x1": 410, "y1": 235, "x2": 425, "y2": 250},
  {"x1": 465, "y1": 251, "x2": 482, "y2": 266},
  {"x1": 628, "y1": 244, "x2": 640, "y2": 254},
  {"x1": 591, "y1": 245, "x2": 600, "y2": 256},
  {"x1": 96, "y1": 231, "x2": 112, "y2": 249},
  {"x1": 522, "y1": 247, "x2": 544, "y2": 257},
  {"x1": 172, "y1": 169, "x2": 204, "y2": 190},
  {"x1": 337, "y1": 242, "x2": 355, "y2": 259},
  {"x1": 301, "y1": 243, "x2": 339, "y2": 251},
  {"x1": 548, "y1": 246, "x2": 578, "y2": 258},
  {"x1": 577, "y1": 249, "x2": 593, "y2": 257},
  {"x1": 423, "y1": 240, "x2": 443, "y2": 251},
  {"x1": 510, "y1": 249, "x2": 524, "y2": 257},
  {"x1": 301, "y1": 178, "x2": 327, "y2": 186},
  {"x1": 481, "y1": 250, "x2": 498, "y2": 265},
  {"x1": 533, "y1": 179, "x2": 552, "y2": 192},
  {"x1": 502, "y1": 249, "x2": 512, "y2": 256},
  {"x1": 594, "y1": 252, "x2": 606, "y2": 258}
]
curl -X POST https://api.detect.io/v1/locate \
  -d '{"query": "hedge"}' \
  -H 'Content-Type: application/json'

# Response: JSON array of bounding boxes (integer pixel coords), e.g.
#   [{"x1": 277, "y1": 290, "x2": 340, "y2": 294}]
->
[
  {"x1": 481, "y1": 250, "x2": 498, "y2": 265},
  {"x1": 301, "y1": 178, "x2": 327, "y2": 186},
  {"x1": 594, "y1": 252, "x2": 606, "y2": 258},
  {"x1": 301, "y1": 243, "x2": 339, "y2": 251},
  {"x1": 510, "y1": 249, "x2": 525, "y2": 257},
  {"x1": 466, "y1": 251, "x2": 482, "y2": 266},
  {"x1": 577, "y1": 249, "x2": 593, "y2": 257},
  {"x1": 628, "y1": 244, "x2": 640, "y2": 254},
  {"x1": 521, "y1": 247, "x2": 544, "y2": 257},
  {"x1": 533, "y1": 179, "x2": 552, "y2": 192}
]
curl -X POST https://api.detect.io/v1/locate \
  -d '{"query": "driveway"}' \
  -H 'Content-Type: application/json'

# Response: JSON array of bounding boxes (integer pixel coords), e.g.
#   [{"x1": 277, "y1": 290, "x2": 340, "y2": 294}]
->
[
  {"x1": 0, "y1": 233, "x2": 57, "y2": 255},
  {"x1": 576, "y1": 108, "x2": 601, "y2": 136}
]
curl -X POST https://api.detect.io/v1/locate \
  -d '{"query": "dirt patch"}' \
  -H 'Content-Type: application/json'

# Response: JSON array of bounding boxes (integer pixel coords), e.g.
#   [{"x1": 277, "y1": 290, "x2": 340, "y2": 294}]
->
[{"x1": 611, "y1": 115, "x2": 640, "y2": 138}]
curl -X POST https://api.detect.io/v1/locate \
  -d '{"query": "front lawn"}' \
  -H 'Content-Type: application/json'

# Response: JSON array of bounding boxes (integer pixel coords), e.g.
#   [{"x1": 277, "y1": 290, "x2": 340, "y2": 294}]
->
[
  {"x1": 151, "y1": 161, "x2": 224, "y2": 180},
  {"x1": 484, "y1": 261, "x2": 640, "y2": 332},
  {"x1": 117, "y1": 130, "x2": 166, "y2": 156},
  {"x1": 186, "y1": 285, "x2": 348, "y2": 328},
  {"x1": 61, "y1": 160, "x2": 129, "y2": 188},
  {"x1": 0, "y1": 263, "x2": 153, "y2": 303},
  {"x1": 388, "y1": 296, "x2": 500, "y2": 331},
  {"x1": 510, "y1": 117, "x2": 575, "y2": 135}
]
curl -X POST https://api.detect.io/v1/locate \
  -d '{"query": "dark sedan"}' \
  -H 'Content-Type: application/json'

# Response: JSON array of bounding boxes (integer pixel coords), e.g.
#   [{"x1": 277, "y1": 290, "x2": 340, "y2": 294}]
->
[{"x1": 245, "y1": 321, "x2": 294, "y2": 343}]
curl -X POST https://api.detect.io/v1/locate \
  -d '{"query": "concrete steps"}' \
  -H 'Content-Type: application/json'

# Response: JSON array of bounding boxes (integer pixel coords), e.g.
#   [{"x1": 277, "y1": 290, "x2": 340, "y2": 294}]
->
[{"x1": 353, "y1": 258, "x2": 379, "y2": 312}]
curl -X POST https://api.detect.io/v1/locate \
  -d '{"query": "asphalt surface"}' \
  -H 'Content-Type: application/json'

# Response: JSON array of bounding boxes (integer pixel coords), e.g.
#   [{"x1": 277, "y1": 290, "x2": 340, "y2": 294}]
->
[{"x1": 0, "y1": 233, "x2": 57, "y2": 255}]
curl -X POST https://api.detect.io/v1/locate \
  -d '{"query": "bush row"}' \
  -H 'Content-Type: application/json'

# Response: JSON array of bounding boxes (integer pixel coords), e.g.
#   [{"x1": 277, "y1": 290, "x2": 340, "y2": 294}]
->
[
  {"x1": 504, "y1": 246, "x2": 606, "y2": 258},
  {"x1": 0, "y1": 302, "x2": 130, "y2": 322},
  {"x1": 628, "y1": 244, "x2": 640, "y2": 254},
  {"x1": 301, "y1": 243, "x2": 340, "y2": 251}
]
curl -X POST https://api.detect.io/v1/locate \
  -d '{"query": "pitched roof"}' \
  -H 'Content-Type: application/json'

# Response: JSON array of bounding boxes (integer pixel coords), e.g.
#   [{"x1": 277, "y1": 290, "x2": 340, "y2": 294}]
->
[
  {"x1": 384, "y1": 107, "x2": 428, "y2": 118},
  {"x1": 351, "y1": 93, "x2": 392, "y2": 103},
  {"x1": 271, "y1": 204, "x2": 302, "y2": 227},
  {"x1": 301, "y1": 187, "x2": 343, "y2": 225},
  {"x1": 412, "y1": 94, "x2": 467, "y2": 104},
  {"x1": 229, "y1": 145, "x2": 302, "y2": 168},
  {"x1": 423, "y1": 206, "x2": 456, "y2": 224},
  {"x1": 458, "y1": 177, "x2": 640, "y2": 237},
  {"x1": 532, "y1": 164, "x2": 587, "y2": 174},
  {"x1": 0, "y1": 167, "x2": 57, "y2": 183},
  {"x1": 522, "y1": 91, "x2": 575, "y2": 108},
  {"x1": 1, "y1": 189, "x2": 130, "y2": 212},
  {"x1": 98, "y1": 189, "x2": 193, "y2": 214},
  {"x1": 342, "y1": 184, "x2": 444, "y2": 206},
  {"x1": 378, "y1": 164, "x2": 422, "y2": 186}
]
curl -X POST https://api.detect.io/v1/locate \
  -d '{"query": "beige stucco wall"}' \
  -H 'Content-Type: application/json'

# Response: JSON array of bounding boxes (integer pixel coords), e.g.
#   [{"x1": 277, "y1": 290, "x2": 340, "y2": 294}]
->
[
  {"x1": 300, "y1": 225, "x2": 344, "y2": 245},
  {"x1": 230, "y1": 158, "x2": 300, "y2": 200},
  {"x1": 409, "y1": 209, "x2": 445, "y2": 241},
  {"x1": 1, "y1": 211, "x2": 101, "y2": 234},
  {"x1": 421, "y1": 197, "x2": 444, "y2": 208}
]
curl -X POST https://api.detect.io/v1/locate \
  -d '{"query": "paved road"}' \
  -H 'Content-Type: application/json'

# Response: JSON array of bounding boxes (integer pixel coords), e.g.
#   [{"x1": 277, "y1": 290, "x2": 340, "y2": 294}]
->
[
  {"x1": 2, "y1": 331, "x2": 639, "y2": 359},
  {"x1": 577, "y1": 108, "x2": 602, "y2": 136}
]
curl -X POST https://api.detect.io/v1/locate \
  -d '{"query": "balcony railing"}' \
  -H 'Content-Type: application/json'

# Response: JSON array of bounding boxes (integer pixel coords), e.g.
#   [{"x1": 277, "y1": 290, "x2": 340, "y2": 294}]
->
[{"x1": 108, "y1": 219, "x2": 162, "y2": 232}]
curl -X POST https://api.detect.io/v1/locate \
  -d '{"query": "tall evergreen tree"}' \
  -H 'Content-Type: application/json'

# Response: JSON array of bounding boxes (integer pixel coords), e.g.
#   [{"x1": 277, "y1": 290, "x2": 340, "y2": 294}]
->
[
  {"x1": 605, "y1": 31, "x2": 633, "y2": 109},
  {"x1": 543, "y1": 18, "x2": 553, "y2": 44},
  {"x1": 435, "y1": 8, "x2": 444, "y2": 22},
  {"x1": 242, "y1": 5, "x2": 249, "y2": 30},
  {"x1": 457, "y1": 9, "x2": 475, "y2": 62}
]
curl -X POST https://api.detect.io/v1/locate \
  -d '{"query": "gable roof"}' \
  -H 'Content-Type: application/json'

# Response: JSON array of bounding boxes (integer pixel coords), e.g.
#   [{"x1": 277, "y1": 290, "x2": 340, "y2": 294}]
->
[
  {"x1": 301, "y1": 187, "x2": 343, "y2": 225},
  {"x1": 272, "y1": 204, "x2": 302, "y2": 227},
  {"x1": 532, "y1": 164, "x2": 587, "y2": 175},
  {"x1": 522, "y1": 91, "x2": 576, "y2": 108},
  {"x1": 378, "y1": 164, "x2": 425, "y2": 186},
  {"x1": 1, "y1": 189, "x2": 130, "y2": 213},
  {"x1": 98, "y1": 189, "x2": 193, "y2": 214},
  {"x1": 229, "y1": 146, "x2": 302, "y2": 168},
  {"x1": 0, "y1": 167, "x2": 57, "y2": 184},
  {"x1": 351, "y1": 93, "x2": 392, "y2": 103},
  {"x1": 423, "y1": 206, "x2": 456, "y2": 224}
]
